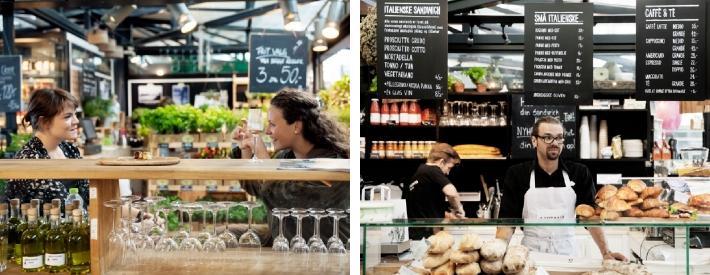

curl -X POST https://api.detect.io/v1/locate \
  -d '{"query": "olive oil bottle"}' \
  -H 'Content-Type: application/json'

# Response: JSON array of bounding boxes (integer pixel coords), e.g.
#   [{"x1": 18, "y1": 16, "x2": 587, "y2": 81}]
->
[
  {"x1": 21, "y1": 208, "x2": 44, "y2": 272},
  {"x1": 40, "y1": 203, "x2": 52, "y2": 232},
  {"x1": 0, "y1": 205, "x2": 9, "y2": 272},
  {"x1": 13, "y1": 202, "x2": 30, "y2": 265},
  {"x1": 7, "y1": 199, "x2": 20, "y2": 263},
  {"x1": 61, "y1": 203, "x2": 75, "y2": 236},
  {"x1": 44, "y1": 208, "x2": 66, "y2": 273},
  {"x1": 67, "y1": 209, "x2": 89, "y2": 274}
]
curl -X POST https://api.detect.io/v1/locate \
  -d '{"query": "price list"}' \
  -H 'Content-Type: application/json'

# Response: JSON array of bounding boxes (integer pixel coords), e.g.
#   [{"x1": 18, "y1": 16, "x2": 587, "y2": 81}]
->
[
  {"x1": 377, "y1": 0, "x2": 447, "y2": 99},
  {"x1": 0, "y1": 55, "x2": 21, "y2": 113},
  {"x1": 637, "y1": 0, "x2": 706, "y2": 100},
  {"x1": 524, "y1": 3, "x2": 593, "y2": 105}
]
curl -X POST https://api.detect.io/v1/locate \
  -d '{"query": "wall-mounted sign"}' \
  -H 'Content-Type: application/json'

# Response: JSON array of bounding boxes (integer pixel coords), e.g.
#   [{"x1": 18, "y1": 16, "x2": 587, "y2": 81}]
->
[
  {"x1": 248, "y1": 34, "x2": 309, "y2": 93},
  {"x1": 636, "y1": 0, "x2": 706, "y2": 100},
  {"x1": 377, "y1": 0, "x2": 447, "y2": 99},
  {"x1": 524, "y1": 3, "x2": 593, "y2": 105},
  {"x1": 0, "y1": 55, "x2": 22, "y2": 113}
]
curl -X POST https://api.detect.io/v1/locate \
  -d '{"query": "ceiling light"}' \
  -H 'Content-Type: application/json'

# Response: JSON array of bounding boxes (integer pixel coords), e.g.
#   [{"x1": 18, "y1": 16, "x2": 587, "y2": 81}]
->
[
  {"x1": 102, "y1": 5, "x2": 137, "y2": 30},
  {"x1": 279, "y1": 0, "x2": 304, "y2": 31},
  {"x1": 312, "y1": 17, "x2": 328, "y2": 52},
  {"x1": 167, "y1": 3, "x2": 198, "y2": 34},
  {"x1": 130, "y1": 56, "x2": 140, "y2": 64},
  {"x1": 322, "y1": 0, "x2": 344, "y2": 39},
  {"x1": 87, "y1": 27, "x2": 109, "y2": 45},
  {"x1": 156, "y1": 69, "x2": 165, "y2": 76}
]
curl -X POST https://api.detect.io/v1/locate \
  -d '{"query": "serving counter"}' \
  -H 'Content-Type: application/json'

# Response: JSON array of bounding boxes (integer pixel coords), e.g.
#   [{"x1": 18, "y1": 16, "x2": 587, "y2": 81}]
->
[{"x1": 0, "y1": 158, "x2": 350, "y2": 274}]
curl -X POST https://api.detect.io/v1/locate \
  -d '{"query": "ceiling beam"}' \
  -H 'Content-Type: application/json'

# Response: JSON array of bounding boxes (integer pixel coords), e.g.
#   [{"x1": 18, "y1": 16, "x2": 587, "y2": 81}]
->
[
  {"x1": 202, "y1": 0, "x2": 315, "y2": 28},
  {"x1": 448, "y1": 0, "x2": 509, "y2": 14},
  {"x1": 14, "y1": 1, "x2": 249, "y2": 9},
  {"x1": 26, "y1": 8, "x2": 86, "y2": 39},
  {"x1": 134, "y1": 44, "x2": 248, "y2": 55},
  {"x1": 204, "y1": 30, "x2": 244, "y2": 45}
]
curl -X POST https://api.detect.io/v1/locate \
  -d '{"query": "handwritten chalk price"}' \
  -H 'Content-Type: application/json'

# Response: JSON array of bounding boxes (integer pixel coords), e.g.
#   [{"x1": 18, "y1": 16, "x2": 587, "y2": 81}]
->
[{"x1": 2, "y1": 84, "x2": 16, "y2": 99}]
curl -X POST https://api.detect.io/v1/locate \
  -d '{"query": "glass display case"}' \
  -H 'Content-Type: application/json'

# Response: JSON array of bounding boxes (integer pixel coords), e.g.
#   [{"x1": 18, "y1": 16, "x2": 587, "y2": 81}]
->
[{"x1": 362, "y1": 218, "x2": 710, "y2": 275}]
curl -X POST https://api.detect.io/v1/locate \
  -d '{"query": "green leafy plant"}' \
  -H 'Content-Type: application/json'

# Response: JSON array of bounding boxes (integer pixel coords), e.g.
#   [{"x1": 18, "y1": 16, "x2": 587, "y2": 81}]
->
[
  {"x1": 82, "y1": 98, "x2": 112, "y2": 119},
  {"x1": 319, "y1": 75, "x2": 350, "y2": 125},
  {"x1": 369, "y1": 76, "x2": 377, "y2": 93},
  {"x1": 197, "y1": 107, "x2": 239, "y2": 133},
  {"x1": 464, "y1": 67, "x2": 487, "y2": 84},
  {"x1": 6, "y1": 133, "x2": 32, "y2": 153},
  {"x1": 448, "y1": 75, "x2": 460, "y2": 89}
]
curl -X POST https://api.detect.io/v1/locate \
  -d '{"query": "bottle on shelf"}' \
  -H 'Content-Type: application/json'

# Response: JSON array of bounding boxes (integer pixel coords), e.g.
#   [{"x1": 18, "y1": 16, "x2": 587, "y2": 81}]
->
[
  {"x1": 381, "y1": 100, "x2": 390, "y2": 127},
  {"x1": 40, "y1": 203, "x2": 52, "y2": 232},
  {"x1": 404, "y1": 141, "x2": 413, "y2": 159},
  {"x1": 390, "y1": 101, "x2": 400, "y2": 126},
  {"x1": 21, "y1": 207, "x2": 44, "y2": 272},
  {"x1": 400, "y1": 101, "x2": 409, "y2": 126},
  {"x1": 65, "y1": 188, "x2": 86, "y2": 218},
  {"x1": 67, "y1": 209, "x2": 90, "y2": 274},
  {"x1": 15, "y1": 203, "x2": 30, "y2": 265},
  {"x1": 370, "y1": 99, "x2": 380, "y2": 126},
  {"x1": 8, "y1": 199, "x2": 21, "y2": 264},
  {"x1": 44, "y1": 208, "x2": 66, "y2": 273},
  {"x1": 61, "y1": 204, "x2": 75, "y2": 236},
  {"x1": 0, "y1": 204, "x2": 8, "y2": 272},
  {"x1": 410, "y1": 101, "x2": 421, "y2": 126}
]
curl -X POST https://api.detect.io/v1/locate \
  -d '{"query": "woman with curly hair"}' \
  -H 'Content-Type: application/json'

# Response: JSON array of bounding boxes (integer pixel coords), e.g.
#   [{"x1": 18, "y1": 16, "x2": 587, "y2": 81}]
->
[{"x1": 234, "y1": 88, "x2": 349, "y2": 245}]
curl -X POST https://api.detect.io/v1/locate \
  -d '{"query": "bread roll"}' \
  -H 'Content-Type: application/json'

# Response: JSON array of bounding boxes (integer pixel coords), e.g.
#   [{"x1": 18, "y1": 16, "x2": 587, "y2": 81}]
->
[
  {"x1": 595, "y1": 206, "x2": 603, "y2": 215},
  {"x1": 423, "y1": 250, "x2": 451, "y2": 269},
  {"x1": 596, "y1": 185, "x2": 618, "y2": 202},
  {"x1": 428, "y1": 231, "x2": 454, "y2": 253},
  {"x1": 627, "y1": 198, "x2": 643, "y2": 207},
  {"x1": 455, "y1": 262, "x2": 481, "y2": 275},
  {"x1": 640, "y1": 186, "x2": 662, "y2": 199},
  {"x1": 576, "y1": 204, "x2": 595, "y2": 218},
  {"x1": 450, "y1": 250, "x2": 479, "y2": 264},
  {"x1": 627, "y1": 179, "x2": 647, "y2": 193},
  {"x1": 623, "y1": 207, "x2": 643, "y2": 217},
  {"x1": 600, "y1": 209, "x2": 620, "y2": 221},
  {"x1": 480, "y1": 260, "x2": 503, "y2": 274},
  {"x1": 459, "y1": 233, "x2": 483, "y2": 252},
  {"x1": 502, "y1": 245, "x2": 529, "y2": 274},
  {"x1": 641, "y1": 198, "x2": 668, "y2": 210},
  {"x1": 616, "y1": 186, "x2": 639, "y2": 201},
  {"x1": 642, "y1": 208, "x2": 669, "y2": 218},
  {"x1": 604, "y1": 197, "x2": 631, "y2": 212},
  {"x1": 431, "y1": 261, "x2": 454, "y2": 275},
  {"x1": 480, "y1": 239, "x2": 507, "y2": 261}
]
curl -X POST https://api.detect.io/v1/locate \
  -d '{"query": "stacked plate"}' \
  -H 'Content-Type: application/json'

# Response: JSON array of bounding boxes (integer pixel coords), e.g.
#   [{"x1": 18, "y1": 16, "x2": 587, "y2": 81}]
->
[{"x1": 622, "y1": 139, "x2": 644, "y2": 158}]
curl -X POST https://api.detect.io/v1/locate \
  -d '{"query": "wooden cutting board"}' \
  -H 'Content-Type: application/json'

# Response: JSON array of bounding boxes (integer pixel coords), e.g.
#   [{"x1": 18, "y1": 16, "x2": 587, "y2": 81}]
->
[{"x1": 96, "y1": 156, "x2": 181, "y2": 166}]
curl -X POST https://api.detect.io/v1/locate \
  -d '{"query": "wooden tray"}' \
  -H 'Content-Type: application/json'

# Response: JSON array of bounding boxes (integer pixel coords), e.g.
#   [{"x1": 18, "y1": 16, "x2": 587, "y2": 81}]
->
[{"x1": 96, "y1": 157, "x2": 181, "y2": 166}]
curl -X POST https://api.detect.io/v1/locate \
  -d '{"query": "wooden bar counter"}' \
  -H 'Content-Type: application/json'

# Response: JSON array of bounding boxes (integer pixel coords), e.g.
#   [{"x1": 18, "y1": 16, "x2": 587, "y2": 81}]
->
[{"x1": 0, "y1": 158, "x2": 350, "y2": 275}]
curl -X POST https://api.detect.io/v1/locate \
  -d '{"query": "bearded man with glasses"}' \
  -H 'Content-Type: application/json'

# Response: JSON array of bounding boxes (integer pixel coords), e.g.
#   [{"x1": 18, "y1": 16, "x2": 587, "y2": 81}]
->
[{"x1": 495, "y1": 116, "x2": 626, "y2": 260}]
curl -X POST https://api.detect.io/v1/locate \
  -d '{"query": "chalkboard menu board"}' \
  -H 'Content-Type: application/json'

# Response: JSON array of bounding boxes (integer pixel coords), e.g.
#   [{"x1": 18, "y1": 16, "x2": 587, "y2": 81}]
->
[
  {"x1": 524, "y1": 3, "x2": 593, "y2": 105},
  {"x1": 636, "y1": 0, "x2": 706, "y2": 100},
  {"x1": 0, "y1": 55, "x2": 21, "y2": 112},
  {"x1": 511, "y1": 94, "x2": 577, "y2": 159},
  {"x1": 377, "y1": 0, "x2": 447, "y2": 99},
  {"x1": 248, "y1": 34, "x2": 308, "y2": 93},
  {"x1": 81, "y1": 63, "x2": 97, "y2": 98}
]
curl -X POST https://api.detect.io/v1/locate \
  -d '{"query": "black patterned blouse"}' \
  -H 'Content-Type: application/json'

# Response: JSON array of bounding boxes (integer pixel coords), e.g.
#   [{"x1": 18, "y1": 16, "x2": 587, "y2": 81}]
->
[{"x1": 6, "y1": 136, "x2": 90, "y2": 205}]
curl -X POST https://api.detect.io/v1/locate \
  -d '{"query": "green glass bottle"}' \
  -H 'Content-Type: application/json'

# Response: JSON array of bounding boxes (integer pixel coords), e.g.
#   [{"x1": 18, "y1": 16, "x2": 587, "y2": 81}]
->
[
  {"x1": 67, "y1": 209, "x2": 89, "y2": 274},
  {"x1": 39, "y1": 203, "x2": 52, "y2": 233},
  {"x1": 7, "y1": 199, "x2": 20, "y2": 263},
  {"x1": 21, "y1": 208, "x2": 44, "y2": 272},
  {"x1": 14, "y1": 202, "x2": 30, "y2": 265},
  {"x1": 44, "y1": 208, "x2": 66, "y2": 273},
  {"x1": 0, "y1": 205, "x2": 9, "y2": 272}
]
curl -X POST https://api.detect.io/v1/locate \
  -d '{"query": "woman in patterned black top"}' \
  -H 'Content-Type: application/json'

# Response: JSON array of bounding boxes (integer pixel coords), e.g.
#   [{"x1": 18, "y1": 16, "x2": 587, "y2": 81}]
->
[{"x1": 6, "y1": 88, "x2": 89, "y2": 205}]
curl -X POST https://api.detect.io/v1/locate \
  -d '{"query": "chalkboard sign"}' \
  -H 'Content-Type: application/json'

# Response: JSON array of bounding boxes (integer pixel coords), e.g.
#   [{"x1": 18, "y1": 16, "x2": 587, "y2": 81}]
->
[
  {"x1": 0, "y1": 55, "x2": 21, "y2": 112},
  {"x1": 524, "y1": 3, "x2": 593, "y2": 105},
  {"x1": 81, "y1": 63, "x2": 97, "y2": 98},
  {"x1": 377, "y1": 0, "x2": 447, "y2": 99},
  {"x1": 248, "y1": 34, "x2": 308, "y2": 93},
  {"x1": 511, "y1": 94, "x2": 577, "y2": 159},
  {"x1": 636, "y1": 0, "x2": 706, "y2": 100}
]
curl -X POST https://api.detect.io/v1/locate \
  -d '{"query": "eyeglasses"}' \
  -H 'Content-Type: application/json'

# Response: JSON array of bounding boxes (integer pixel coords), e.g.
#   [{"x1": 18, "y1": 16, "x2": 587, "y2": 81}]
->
[{"x1": 534, "y1": 135, "x2": 564, "y2": 144}]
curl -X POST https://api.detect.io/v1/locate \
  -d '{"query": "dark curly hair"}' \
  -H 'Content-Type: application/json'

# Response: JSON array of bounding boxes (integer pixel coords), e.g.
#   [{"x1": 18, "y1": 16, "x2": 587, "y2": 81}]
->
[
  {"x1": 270, "y1": 89, "x2": 349, "y2": 158},
  {"x1": 22, "y1": 88, "x2": 79, "y2": 131}
]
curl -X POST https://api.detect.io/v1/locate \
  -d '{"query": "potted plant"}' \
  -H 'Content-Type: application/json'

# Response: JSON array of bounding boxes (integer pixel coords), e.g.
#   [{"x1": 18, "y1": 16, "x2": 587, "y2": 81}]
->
[
  {"x1": 448, "y1": 75, "x2": 465, "y2": 93},
  {"x1": 464, "y1": 67, "x2": 488, "y2": 93},
  {"x1": 82, "y1": 98, "x2": 111, "y2": 126}
]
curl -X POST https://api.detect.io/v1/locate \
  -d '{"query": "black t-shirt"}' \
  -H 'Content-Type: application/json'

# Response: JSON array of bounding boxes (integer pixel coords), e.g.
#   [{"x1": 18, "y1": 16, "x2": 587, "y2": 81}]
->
[
  {"x1": 499, "y1": 160, "x2": 596, "y2": 219},
  {"x1": 406, "y1": 164, "x2": 452, "y2": 220}
]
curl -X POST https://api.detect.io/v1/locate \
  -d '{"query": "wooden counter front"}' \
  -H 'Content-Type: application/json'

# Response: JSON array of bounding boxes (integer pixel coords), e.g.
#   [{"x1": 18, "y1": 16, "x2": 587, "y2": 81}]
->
[
  {"x1": 0, "y1": 158, "x2": 350, "y2": 181},
  {"x1": 0, "y1": 158, "x2": 350, "y2": 275}
]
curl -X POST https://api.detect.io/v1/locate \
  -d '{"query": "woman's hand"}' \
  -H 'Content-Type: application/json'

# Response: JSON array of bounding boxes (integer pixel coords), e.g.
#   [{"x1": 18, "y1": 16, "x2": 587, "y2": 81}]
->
[
  {"x1": 603, "y1": 251, "x2": 627, "y2": 261},
  {"x1": 232, "y1": 120, "x2": 269, "y2": 159}
]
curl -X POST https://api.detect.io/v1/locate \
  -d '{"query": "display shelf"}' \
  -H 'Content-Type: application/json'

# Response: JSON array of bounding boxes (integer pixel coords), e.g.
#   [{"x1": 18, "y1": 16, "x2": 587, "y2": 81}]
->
[
  {"x1": 0, "y1": 159, "x2": 349, "y2": 275},
  {"x1": 361, "y1": 217, "x2": 710, "y2": 227}
]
